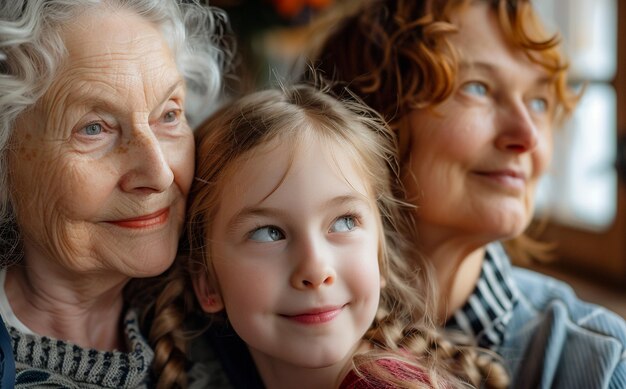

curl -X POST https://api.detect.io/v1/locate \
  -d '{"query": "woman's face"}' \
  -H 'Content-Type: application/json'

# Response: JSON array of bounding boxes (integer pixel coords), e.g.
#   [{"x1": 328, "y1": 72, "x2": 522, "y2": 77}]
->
[
  {"x1": 8, "y1": 8, "x2": 194, "y2": 278},
  {"x1": 401, "y1": 2, "x2": 555, "y2": 251}
]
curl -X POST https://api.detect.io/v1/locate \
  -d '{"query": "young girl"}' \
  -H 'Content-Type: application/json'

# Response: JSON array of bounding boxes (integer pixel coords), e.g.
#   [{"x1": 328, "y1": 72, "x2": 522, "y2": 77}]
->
[{"x1": 149, "y1": 85, "x2": 508, "y2": 388}]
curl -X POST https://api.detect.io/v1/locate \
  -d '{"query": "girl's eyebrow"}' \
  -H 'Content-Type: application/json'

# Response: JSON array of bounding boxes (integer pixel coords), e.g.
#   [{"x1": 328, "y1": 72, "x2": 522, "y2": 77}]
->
[
  {"x1": 226, "y1": 194, "x2": 372, "y2": 234},
  {"x1": 226, "y1": 208, "x2": 283, "y2": 235},
  {"x1": 325, "y1": 194, "x2": 373, "y2": 210}
]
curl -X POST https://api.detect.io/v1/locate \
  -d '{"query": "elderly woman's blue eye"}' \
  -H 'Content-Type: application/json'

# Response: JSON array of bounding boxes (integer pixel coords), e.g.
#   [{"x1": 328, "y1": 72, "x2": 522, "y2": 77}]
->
[
  {"x1": 163, "y1": 110, "x2": 178, "y2": 123},
  {"x1": 529, "y1": 98, "x2": 548, "y2": 113},
  {"x1": 83, "y1": 123, "x2": 102, "y2": 136},
  {"x1": 462, "y1": 82, "x2": 488, "y2": 96},
  {"x1": 331, "y1": 216, "x2": 356, "y2": 233},
  {"x1": 249, "y1": 226, "x2": 284, "y2": 242}
]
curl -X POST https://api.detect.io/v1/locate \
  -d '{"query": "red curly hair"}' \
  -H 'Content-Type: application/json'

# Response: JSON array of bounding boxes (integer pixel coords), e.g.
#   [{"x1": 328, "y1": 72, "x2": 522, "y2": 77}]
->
[
  {"x1": 315, "y1": 0, "x2": 575, "y2": 124},
  {"x1": 313, "y1": 0, "x2": 578, "y2": 263}
]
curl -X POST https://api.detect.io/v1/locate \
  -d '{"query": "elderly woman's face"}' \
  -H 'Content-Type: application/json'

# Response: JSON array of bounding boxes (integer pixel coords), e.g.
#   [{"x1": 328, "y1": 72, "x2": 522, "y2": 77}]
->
[
  {"x1": 8, "y1": 9, "x2": 194, "y2": 277},
  {"x1": 402, "y1": 2, "x2": 554, "y2": 249}
]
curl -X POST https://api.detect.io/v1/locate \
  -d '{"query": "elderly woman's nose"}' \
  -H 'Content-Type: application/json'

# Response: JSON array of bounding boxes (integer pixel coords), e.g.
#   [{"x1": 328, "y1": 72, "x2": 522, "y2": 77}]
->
[
  {"x1": 495, "y1": 100, "x2": 539, "y2": 154},
  {"x1": 119, "y1": 127, "x2": 174, "y2": 193}
]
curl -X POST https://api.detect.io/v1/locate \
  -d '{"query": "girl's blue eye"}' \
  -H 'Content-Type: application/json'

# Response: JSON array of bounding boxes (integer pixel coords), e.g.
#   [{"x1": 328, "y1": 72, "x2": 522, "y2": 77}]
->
[
  {"x1": 83, "y1": 123, "x2": 102, "y2": 136},
  {"x1": 529, "y1": 98, "x2": 548, "y2": 113},
  {"x1": 330, "y1": 216, "x2": 356, "y2": 233},
  {"x1": 462, "y1": 81, "x2": 488, "y2": 97},
  {"x1": 249, "y1": 226, "x2": 284, "y2": 242}
]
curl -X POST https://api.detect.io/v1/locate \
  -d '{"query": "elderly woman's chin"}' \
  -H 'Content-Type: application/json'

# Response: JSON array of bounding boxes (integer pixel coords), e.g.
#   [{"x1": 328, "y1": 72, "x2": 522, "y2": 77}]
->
[{"x1": 102, "y1": 208, "x2": 186, "y2": 278}]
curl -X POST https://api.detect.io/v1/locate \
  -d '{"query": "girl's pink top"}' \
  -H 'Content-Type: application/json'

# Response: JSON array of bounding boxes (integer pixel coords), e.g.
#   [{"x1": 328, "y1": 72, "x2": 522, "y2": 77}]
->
[{"x1": 339, "y1": 358, "x2": 433, "y2": 388}]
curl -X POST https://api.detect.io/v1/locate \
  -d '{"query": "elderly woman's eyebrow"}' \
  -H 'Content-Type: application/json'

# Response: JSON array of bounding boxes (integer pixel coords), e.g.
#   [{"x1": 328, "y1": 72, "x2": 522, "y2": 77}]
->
[
  {"x1": 149, "y1": 78, "x2": 186, "y2": 112},
  {"x1": 64, "y1": 77, "x2": 185, "y2": 113},
  {"x1": 158, "y1": 79, "x2": 186, "y2": 102}
]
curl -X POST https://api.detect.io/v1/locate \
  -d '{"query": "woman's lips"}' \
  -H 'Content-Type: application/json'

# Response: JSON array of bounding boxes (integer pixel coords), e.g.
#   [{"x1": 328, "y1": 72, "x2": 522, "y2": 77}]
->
[
  {"x1": 473, "y1": 170, "x2": 526, "y2": 192},
  {"x1": 281, "y1": 306, "x2": 344, "y2": 325},
  {"x1": 108, "y1": 208, "x2": 170, "y2": 229}
]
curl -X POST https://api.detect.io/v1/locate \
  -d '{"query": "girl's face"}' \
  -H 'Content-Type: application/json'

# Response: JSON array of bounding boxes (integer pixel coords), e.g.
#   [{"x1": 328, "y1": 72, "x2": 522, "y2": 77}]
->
[
  {"x1": 401, "y1": 2, "x2": 554, "y2": 252},
  {"x1": 195, "y1": 135, "x2": 381, "y2": 380}
]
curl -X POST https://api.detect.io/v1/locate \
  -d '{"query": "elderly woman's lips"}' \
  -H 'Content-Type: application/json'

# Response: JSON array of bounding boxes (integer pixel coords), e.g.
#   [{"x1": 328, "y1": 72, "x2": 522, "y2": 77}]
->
[{"x1": 108, "y1": 208, "x2": 170, "y2": 229}]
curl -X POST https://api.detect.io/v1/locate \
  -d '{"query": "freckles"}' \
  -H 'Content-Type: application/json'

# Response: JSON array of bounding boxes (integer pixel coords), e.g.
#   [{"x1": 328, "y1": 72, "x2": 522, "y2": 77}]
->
[
  {"x1": 127, "y1": 130, "x2": 154, "y2": 150},
  {"x1": 12, "y1": 147, "x2": 49, "y2": 187},
  {"x1": 128, "y1": 137, "x2": 141, "y2": 147},
  {"x1": 114, "y1": 136, "x2": 135, "y2": 154},
  {"x1": 12, "y1": 127, "x2": 42, "y2": 161},
  {"x1": 17, "y1": 146, "x2": 37, "y2": 162}
]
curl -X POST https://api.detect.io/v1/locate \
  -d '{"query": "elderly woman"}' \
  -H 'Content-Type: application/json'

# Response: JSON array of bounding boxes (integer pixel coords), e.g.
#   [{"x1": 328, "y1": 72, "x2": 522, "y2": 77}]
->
[
  {"x1": 313, "y1": 0, "x2": 626, "y2": 388},
  {"x1": 0, "y1": 0, "x2": 229, "y2": 387}
]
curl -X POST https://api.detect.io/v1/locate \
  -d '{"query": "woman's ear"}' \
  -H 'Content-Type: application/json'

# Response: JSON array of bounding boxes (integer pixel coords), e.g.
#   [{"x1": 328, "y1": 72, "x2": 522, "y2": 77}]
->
[{"x1": 192, "y1": 271, "x2": 224, "y2": 313}]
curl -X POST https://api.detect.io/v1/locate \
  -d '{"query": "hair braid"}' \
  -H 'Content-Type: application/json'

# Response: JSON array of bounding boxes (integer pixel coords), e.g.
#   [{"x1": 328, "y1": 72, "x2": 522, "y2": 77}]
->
[
  {"x1": 136, "y1": 262, "x2": 196, "y2": 388},
  {"x1": 362, "y1": 314, "x2": 510, "y2": 388}
]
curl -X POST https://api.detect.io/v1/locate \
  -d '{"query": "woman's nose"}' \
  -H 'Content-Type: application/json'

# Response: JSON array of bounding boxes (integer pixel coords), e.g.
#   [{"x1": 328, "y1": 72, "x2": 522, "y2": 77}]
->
[
  {"x1": 290, "y1": 238, "x2": 336, "y2": 290},
  {"x1": 119, "y1": 123, "x2": 174, "y2": 193},
  {"x1": 495, "y1": 100, "x2": 540, "y2": 153}
]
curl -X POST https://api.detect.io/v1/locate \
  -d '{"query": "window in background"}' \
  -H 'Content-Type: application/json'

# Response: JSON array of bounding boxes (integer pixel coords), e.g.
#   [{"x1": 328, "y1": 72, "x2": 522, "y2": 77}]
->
[{"x1": 534, "y1": 0, "x2": 618, "y2": 232}]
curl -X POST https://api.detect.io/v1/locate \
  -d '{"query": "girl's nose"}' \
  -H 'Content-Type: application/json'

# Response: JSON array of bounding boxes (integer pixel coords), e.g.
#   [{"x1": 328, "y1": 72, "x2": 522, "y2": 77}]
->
[{"x1": 290, "y1": 237, "x2": 336, "y2": 290}]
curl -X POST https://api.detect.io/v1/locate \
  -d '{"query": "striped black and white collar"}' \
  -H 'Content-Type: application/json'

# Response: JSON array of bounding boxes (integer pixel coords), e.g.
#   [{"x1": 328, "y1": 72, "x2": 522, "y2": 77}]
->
[{"x1": 445, "y1": 242, "x2": 520, "y2": 349}]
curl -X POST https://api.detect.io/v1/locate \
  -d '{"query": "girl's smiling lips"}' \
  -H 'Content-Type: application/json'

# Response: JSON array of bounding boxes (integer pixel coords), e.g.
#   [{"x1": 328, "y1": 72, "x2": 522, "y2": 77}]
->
[
  {"x1": 281, "y1": 305, "x2": 346, "y2": 325},
  {"x1": 107, "y1": 208, "x2": 170, "y2": 229}
]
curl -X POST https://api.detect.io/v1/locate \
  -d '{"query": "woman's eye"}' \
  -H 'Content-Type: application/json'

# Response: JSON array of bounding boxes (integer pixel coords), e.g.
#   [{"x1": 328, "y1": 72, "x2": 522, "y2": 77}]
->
[
  {"x1": 462, "y1": 81, "x2": 488, "y2": 97},
  {"x1": 249, "y1": 226, "x2": 285, "y2": 242},
  {"x1": 81, "y1": 123, "x2": 102, "y2": 136},
  {"x1": 163, "y1": 110, "x2": 179, "y2": 123},
  {"x1": 529, "y1": 98, "x2": 548, "y2": 113},
  {"x1": 330, "y1": 216, "x2": 356, "y2": 233}
]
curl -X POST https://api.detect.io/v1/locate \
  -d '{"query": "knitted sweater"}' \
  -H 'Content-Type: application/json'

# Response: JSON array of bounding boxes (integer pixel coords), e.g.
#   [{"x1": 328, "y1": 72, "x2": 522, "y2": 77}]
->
[{"x1": 11, "y1": 309, "x2": 153, "y2": 388}]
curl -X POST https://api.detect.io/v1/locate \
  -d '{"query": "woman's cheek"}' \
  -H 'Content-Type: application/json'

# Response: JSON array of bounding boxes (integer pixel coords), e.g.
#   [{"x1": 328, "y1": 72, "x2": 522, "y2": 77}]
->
[{"x1": 168, "y1": 132, "x2": 195, "y2": 195}]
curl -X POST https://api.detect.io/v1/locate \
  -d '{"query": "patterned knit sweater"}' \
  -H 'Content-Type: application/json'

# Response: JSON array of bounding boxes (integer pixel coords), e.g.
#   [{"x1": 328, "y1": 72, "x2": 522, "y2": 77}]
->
[{"x1": 11, "y1": 309, "x2": 153, "y2": 388}]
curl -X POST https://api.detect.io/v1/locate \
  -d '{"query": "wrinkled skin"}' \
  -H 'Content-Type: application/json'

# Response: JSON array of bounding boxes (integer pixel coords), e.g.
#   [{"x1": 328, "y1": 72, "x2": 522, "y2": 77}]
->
[{"x1": 5, "y1": 7, "x2": 194, "y2": 349}]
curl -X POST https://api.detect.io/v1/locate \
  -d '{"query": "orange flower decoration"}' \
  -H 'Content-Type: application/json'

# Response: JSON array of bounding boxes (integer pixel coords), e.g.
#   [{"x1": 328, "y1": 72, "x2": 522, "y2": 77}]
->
[{"x1": 271, "y1": 0, "x2": 333, "y2": 18}]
